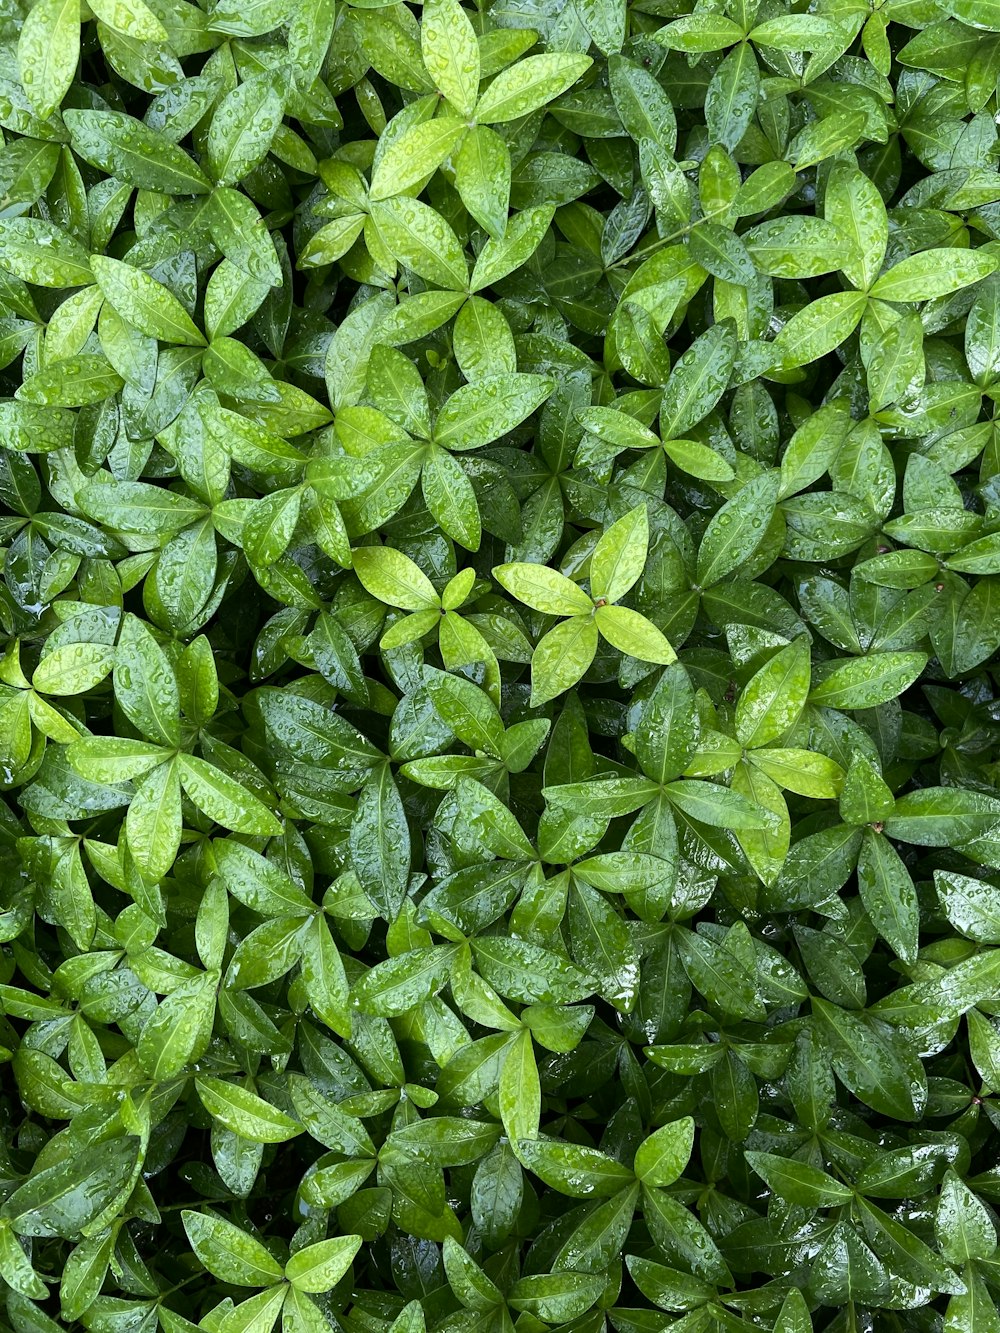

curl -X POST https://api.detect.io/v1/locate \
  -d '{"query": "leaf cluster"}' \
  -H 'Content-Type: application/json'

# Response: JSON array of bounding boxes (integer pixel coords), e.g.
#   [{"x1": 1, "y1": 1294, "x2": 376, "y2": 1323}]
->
[{"x1": 3, "y1": 0, "x2": 1000, "y2": 1329}]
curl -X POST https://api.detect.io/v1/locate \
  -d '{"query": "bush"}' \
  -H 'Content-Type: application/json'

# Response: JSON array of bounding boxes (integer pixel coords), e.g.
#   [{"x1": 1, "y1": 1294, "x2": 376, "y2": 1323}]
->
[{"x1": 2, "y1": 0, "x2": 1000, "y2": 1329}]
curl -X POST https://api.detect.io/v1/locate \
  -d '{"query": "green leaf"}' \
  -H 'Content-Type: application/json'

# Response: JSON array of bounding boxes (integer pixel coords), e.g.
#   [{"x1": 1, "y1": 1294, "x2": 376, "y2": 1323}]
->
[
  {"x1": 508, "y1": 1272, "x2": 604, "y2": 1323},
  {"x1": 576, "y1": 0, "x2": 625, "y2": 53},
  {"x1": 499, "y1": 1027, "x2": 541, "y2": 1142},
  {"x1": 421, "y1": 0, "x2": 479, "y2": 117},
  {"x1": 353, "y1": 945, "x2": 461, "y2": 1017},
  {"x1": 289, "y1": 1075, "x2": 375, "y2": 1156},
  {"x1": 213, "y1": 841, "x2": 314, "y2": 917},
  {"x1": 0, "y1": 218, "x2": 92, "y2": 288},
  {"x1": 858, "y1": 828, "x2": 919, "y2": 963},
  {"x1": 825, "y1": 162, "x2": 887, "y2": 291},
  {"x1": 126, "y1": 757, "x2": 182, "y2": 882},
  {"x1": 942, "y1": 1266, "x2": 999, "y2": 1332},
  {"x1": 60, "y1": 1232, "x2": 114, "y2": 1320},
  {"x1": 531, "y1": 616, "x2": 600, "y2": 706},
  {"x1": 33, "y1": 642, "x2": 115, "y2": 696},
  {"x1": 64, "y1": 110, "x2": 214, "y2": 193},
  {"x1": 17, "y1": 0, "x2": 79, "y2": 120},
  {"x1": 349, "y1": 763, "x2": 411, "y2": 921},
  {"x1": 475, "y1": 54, "x2": 592, "y2": 123},
  {"x1": 91, "y1": 257, "x2": 205, "y2": 345},
  {"x1": 298, "y1": 914, "x2": 351, "y2": 1038},
  {"x1": 735, "y1": 637, "x2": 811, "y2": 747},
  {"x1": 243, "y1": 489, "x2": 302, "y2": 570},
  {"x1": 626, "y1": 1253, "x2": 717, "y2": 1310},
  {"x1": 454, "y1": 126, "x2": 511, "y2": 237},
  {"x1": 935, "y1": 870, "x2": 1000, "y2": 944},
  {"x1": 470, "y1": 204, "x2": 554, "y2": 291},
  {"x1": 181, "y1": 1211, "x2": 285, "y2": 1287},
  {"x1": 705, "y1": 42, "x2": 759, "y2": 150},
  {"x1": 635, "y1": 663, "x2": 697, "y2": 785},
  {"x1": 839, "y1": 755, "x2": 894, "y2": 825},
  {"x1": 78, "y1": 476, "x2": 208, "y2": 535},
  {"x1": 427, "y1": 671, "x2": 504, "y2": 755},
  {"x1": 689, "y1": 219, "x2": 755, "y2": 285},
  {"x1": 455, "y1": 776, "x2": 536, "y2": 859},
  {"x1": 596, "y1": 606, "x2": 676, "y2": 664},
  {"x1": 138, "y1": 972, "x2": 218, "y2": 1079},
  {"x1": 675, "y1": 928, "x2": 766, "y2": 1020},
  {"x1": 493, "y1": 561, "x2": 592, "y2": 615},
  {"x1": 609, "y1": 54, "x2": 677, "y2": 150},
  {"x1": 353, "y1": 545, "x2": 439, "y2": 610},
  {"x1": 870, "y1": 248, "x2": 999, "y2": 302},
  {"x1": 935, "y1": 1171, "x2": 997, "y2": 1262},
  {"x1": 642, "y1": 149, "x2": 688, "y2": 242},
  {"x1": 777, "y1": 290, "x2": 867, "y2": 368},
  {"x1": 2, "y1": 1138, "x2": 140, "y2": 1238},
  {"x1": 299, "y1": 215, "x2": 366, "y2": 270},
  {"x1": 178, "y1": 755, "x2": 282, "y2": 836},
  {"x1": 810, "y1": 1220, "x2": 889, "y2": 1305},
  {"x1": 633, "y1": 1118, "x2": 695, "y2": 1187},
  {"x1": 370, "y1": 117, "x2": 467, "y2": 203},
  {"x1": 217, "y1": 1285, "x2": 286, "y2": 1333},
  {"x1": 472, "y1": 936, "x2": 596, "y2": 1004},
  {"x1": 207, "y1": 76, "x2": 284, "y2": 188},
  {"x1": 516, "y1": 1136, "x2": 635, "y2": 1196},
  {"x1": 590, "y1": 504, "x2": 647, "y2": 603},
  {"x1": 856, "y1": 1196, "x2": 965, "y2": 1296},
  {"x1": 370, "y1": 197, "x2": 468, "y2": 291},
  {"x1": 743, "y1": 216, "x2": 854, "y2": 278},
  {"x1": 744, "y1": 1150, "x2": 853, "y2": 1207},
  {"x1": 434, "y1": 374, "x2": 552, "y2": 451},
  {"x1": 696, "y1": 472, "x2": 781, "y2": 587},
  {"x1": 661, "y1": 324, "x2": 736, "y2": 440},
  {"x1": 389, "y1": 1114, "x2": 500, "y2": 1166},
  {"x1": 207, "y1": 189, "x2": 282, "y2": 288},
  {"x1": 18, "y1": 352, "x2": 123, "y2": 405},
  {"x1": 87, "y1": 0, "x2": 165, "y2": 37},
  {"x1": 284, "y1": 1236, "x2": 362, "y2": 1293},
  {"x1": 195, "y1": 1078, "x2": 302, "y2": 1143},
  {"x1": 568, "y1": 876, "x2": 638, "y2": 1008},
  {"x1": 809, "y1": 652, "x2": 927, "y2": 709},
  {"x1": 812, "y1": 998, "x2": 926, "y2": 1121},
  {"x1": 886, "y1": 787, "x2": 1000, "y2": 846},
  {"x1": 544, "y1": 776, "x2": 660, "y2": 818}
]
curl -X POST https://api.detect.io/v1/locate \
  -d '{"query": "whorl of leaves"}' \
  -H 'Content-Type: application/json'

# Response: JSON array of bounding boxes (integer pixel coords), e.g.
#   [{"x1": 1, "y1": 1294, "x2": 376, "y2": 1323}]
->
[{"x1": 4, "y1": 0, "x2": 1000, "y2": 1328}]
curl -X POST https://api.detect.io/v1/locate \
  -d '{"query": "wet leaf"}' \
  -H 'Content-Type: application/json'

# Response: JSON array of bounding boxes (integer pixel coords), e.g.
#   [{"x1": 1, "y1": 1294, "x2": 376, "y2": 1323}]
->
[{"x1": 4, "y1": 3, "x2": 1000, "y2": 1328}]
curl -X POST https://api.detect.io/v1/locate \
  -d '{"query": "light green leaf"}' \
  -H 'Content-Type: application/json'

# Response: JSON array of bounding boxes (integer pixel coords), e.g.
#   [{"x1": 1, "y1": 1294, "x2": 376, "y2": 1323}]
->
[
  {"x1": 870, "y1": 248, "x2": 998, "y2": 302},
  {"x1": 284, "y1": 1236, "x2": 362, "y2": 1293},
  {"x1": 353, "y1": 545, "x2": 439, "y2": 610},
  {"x1": 91, "y1": 257, "x2": 205, "y2": 346},
  {"x1": 421, "y1": 0, "x2": 480, "y2": 116},
  {"x1": 195, "y1": 1078, "x2": 302, "y2": 1143},
  {"x1": 590, "y1": 504, "x2": 648, "y2": 604},
  {"x1": 181, "y1": 1211, "x2": 285, "y2": 1287},
  {"x1": 207, "y1": 75, "x2": 284, "y2": 188},
  {"x1": 18, "y1": 0, "x2": 80, "y2": 120},
  {"x1": 735, "y1": 637, "x2": 811, "y2": 748},
  {"x1": 633, "y1": 1119, "x2": 695, "y2": 1187},
  {"x1": 369, "y1": 116, "x2": 467, "y2": 202},
  {"x1": 499, "y1": 1027, "x2": 541, "y2": 1142},
  {"x1": 595, "y1": 606, "x2": 676, "y2": 664},
  {"x1": 493, "y1": 561, "x2": 592, "y2": 615},
  {"x1": 178, "y1": 755, "x2": 282, "y2": 836},
  {"x1": 0, "y1": 218, "x2": 92, "y2": 288},
  {"x1": 474, "y1": 54, "x2": 592, "y2": 123}
]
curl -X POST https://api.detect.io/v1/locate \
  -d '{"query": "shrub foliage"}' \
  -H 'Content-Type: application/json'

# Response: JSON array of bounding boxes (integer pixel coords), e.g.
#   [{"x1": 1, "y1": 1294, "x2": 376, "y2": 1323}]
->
[{"x1": 3, "y1": 0, "x2": 1000, "y2": 1329}]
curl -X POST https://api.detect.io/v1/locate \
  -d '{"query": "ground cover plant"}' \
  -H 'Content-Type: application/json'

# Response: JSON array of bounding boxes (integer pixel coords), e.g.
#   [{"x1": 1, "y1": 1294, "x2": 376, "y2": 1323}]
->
[{"x1": 7, "y1": 0, "x2": 1000, "y2": 1328}]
